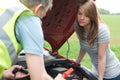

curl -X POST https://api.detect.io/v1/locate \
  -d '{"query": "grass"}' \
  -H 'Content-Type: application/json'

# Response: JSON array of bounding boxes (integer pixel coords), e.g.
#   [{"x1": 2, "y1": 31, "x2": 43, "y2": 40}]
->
[
  {"x1": 44, "y1": 14, "x2": 120, "y2": 69},
  {"x1": 58, "y1": 33, "x2": 92, "y2": 69},
  {"x1": 100, "y1": 15, "x2": 120, "y2": 46}
]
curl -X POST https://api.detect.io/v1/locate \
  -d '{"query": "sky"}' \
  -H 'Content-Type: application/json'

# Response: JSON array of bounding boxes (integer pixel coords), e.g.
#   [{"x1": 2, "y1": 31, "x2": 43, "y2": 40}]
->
[{"x1": 95, "y1": 0, "x2": 120, "y2": 13}]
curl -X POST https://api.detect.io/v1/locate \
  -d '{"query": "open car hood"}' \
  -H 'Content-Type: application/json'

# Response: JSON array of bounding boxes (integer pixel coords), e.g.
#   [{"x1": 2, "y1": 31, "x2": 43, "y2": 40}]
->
[
  {"x1": 16, "y1": 1, "x2": 97, "y2": 80},
  {"x1": 42, "y1": 0, "x2": 79, "y2": 52}
]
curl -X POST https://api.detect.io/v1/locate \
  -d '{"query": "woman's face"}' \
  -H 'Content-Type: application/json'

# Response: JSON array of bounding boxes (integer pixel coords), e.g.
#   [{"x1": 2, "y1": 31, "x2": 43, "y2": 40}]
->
[{"x1": 77, "y1": 8, "x2": 91, "y2": 27}]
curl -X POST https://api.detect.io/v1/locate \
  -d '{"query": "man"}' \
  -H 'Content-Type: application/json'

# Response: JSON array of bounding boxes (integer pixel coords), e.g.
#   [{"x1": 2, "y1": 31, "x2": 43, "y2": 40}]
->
[{"x1": 0, "y1": 0, "x2": 65, "y2": 80}]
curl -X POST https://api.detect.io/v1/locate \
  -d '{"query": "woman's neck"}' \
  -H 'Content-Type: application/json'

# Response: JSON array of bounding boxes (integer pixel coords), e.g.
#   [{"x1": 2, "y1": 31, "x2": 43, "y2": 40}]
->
[{"x1": 84, "y1": 24, "x2": 91, "y2": 33}]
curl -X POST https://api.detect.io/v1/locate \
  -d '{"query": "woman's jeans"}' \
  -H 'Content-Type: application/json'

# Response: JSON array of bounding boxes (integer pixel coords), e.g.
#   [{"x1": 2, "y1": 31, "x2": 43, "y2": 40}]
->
[{"x1": 103, "y1": 74, "x2": 120, "y2": 80}]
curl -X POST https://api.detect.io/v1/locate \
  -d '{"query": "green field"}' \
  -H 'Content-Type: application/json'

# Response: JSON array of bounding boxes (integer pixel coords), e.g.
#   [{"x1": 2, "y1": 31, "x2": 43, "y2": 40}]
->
[
  {"x1": 44, "y1": 15, "x2": 120, "y2": 69},
  {"x1": 101, "y1": 15, "x2": 120, "y2": 46}
]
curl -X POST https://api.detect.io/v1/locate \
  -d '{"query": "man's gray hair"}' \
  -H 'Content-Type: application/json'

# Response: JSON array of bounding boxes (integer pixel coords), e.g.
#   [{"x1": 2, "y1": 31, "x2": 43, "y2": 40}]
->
[{"x1": 20, "y1": 0, "x2": 53, "y2": 9}]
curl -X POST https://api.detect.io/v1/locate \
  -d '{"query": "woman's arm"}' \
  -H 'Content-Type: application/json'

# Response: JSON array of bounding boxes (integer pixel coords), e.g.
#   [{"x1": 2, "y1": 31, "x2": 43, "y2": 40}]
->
[
  {"x1": 98, "y1": 42, "x2": 109, "y2": 80},
  {"x1": 76, "y1": 48, "x2": 86, "y2": 63}
]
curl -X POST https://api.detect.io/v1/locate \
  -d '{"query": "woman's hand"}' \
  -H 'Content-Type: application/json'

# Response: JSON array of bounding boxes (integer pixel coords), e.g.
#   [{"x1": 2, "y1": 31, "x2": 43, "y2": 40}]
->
[{"x1": 3, "y1": 65, "x2": 29, "y2": 79}]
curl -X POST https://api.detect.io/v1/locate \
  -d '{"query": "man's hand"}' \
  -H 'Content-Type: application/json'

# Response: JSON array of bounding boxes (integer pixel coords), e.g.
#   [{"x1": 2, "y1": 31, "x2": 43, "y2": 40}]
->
[
  {"x1": 54, "y1": 73, "x2": 65, "y2": 80},
  {"x1": 3, "y1": 65, "x2": 29, "y2": 79}
]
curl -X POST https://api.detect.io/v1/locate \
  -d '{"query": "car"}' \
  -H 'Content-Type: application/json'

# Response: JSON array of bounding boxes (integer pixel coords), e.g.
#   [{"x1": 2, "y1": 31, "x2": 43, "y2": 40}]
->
[{"x1": 14, "y1": 0, "x2": 98, "y2": 80}]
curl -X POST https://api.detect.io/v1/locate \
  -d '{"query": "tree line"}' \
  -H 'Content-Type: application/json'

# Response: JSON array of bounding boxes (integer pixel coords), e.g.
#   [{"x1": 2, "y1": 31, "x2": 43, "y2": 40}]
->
[{"x1": 98, "y1": 8, "x2": 120, "y2": 15}]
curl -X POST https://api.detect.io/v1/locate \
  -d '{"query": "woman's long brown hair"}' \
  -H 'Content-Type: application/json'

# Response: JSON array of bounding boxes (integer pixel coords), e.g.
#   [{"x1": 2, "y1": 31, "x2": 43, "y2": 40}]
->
[{"x1": 76, "y1": 0, "x2": 101, "y2": 46}]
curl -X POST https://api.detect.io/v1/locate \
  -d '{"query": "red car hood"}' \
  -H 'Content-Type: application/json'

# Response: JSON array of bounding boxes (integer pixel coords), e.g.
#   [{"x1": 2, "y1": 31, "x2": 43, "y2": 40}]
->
[{"x1": 42, "y1": 0, "x2": 79, "y2": 52}]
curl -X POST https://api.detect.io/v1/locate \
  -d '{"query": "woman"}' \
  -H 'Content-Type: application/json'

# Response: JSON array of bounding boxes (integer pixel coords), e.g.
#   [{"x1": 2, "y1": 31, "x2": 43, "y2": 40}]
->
[
  {"x1": 0, "y1": 0, "x2": 64, "y2": 80},
  {"x1": 75, "y1": 0, "x2": 120, "y2": 80}
]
